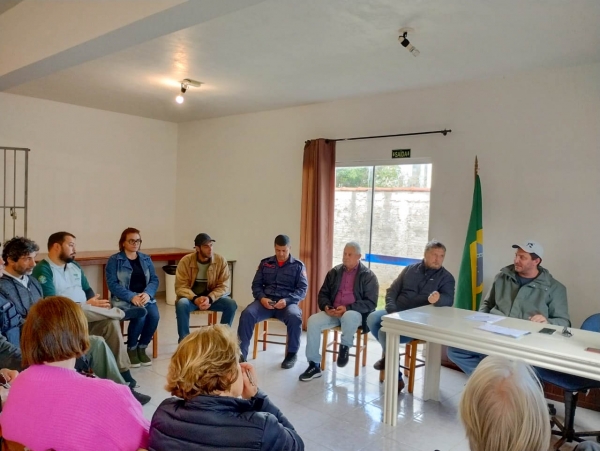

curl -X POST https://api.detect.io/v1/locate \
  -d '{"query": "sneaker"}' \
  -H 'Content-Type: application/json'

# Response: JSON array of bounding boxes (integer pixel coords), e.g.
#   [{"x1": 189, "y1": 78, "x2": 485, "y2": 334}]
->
[
  {"x1": 131, "y1": 388, "x2": 151, "y2": 405},
  {"x1": 137, "y1": 347, "x2": 152, "y2": 366},
  {"x1": 127, "y1": 348, "x2": 140, "y2": 368},
  {"x1": 398, "y1": 377, "x2": 405, "y2": 393},
  {"x1": 281, "y1": 352, "x2": 298, "y2": 369},
  {"x1": 337, "y1": 345, "x2": 350, "y2": 368},
  {"x1": 373, "y1": 357, "x2": 385, "y2": 370},
  {"x1": 299, "y1": 362, "x2": 322, "y2": 381}
]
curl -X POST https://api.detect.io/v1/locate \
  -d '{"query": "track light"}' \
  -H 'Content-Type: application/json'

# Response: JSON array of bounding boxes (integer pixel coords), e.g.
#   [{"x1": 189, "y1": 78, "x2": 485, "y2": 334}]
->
[
  {"x1": 175, "y1": 78, "x2": 202, "y2": 104},
  {"x1": 398, "y1": 27, "x2": 420, "y2": 57}
]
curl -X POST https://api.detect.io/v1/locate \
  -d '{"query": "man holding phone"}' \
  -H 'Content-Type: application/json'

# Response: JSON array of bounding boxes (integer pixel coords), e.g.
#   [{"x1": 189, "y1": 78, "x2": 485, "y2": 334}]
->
[
  {"x1": 237, "y1": 235, "x2": 308, "y2": 368},
  {"x1": 299, "y1": 242, "x2": 378, "y2": 381}
]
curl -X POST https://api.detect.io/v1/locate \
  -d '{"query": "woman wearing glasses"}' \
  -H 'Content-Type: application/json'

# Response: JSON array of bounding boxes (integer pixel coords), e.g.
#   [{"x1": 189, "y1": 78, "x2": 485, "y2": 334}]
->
[{"x1": 106, "y1": 227, "x2": 160, "y2": 367}]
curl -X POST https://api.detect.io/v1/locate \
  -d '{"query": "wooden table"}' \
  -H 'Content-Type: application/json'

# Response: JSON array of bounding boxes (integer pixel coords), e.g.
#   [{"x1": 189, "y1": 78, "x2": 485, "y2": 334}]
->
[
  {"x1": 381, "y1": 305, "x2": 600, "y2": 425},
  {"x1": 36, "y1": 248, "x2": 236, "y2": 299}
]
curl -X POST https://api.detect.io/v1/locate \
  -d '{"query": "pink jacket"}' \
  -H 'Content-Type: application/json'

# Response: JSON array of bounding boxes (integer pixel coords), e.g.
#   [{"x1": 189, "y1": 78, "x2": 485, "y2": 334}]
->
[{"x1": 0, "y1": 364, "x2": 149, "y2": 451}]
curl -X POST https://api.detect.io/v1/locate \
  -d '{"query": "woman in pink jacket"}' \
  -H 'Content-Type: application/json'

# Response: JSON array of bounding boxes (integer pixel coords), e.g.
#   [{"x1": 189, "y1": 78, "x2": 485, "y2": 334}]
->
[{"x1": 0, "y1": 296, "x2": 149, "y2": 451}]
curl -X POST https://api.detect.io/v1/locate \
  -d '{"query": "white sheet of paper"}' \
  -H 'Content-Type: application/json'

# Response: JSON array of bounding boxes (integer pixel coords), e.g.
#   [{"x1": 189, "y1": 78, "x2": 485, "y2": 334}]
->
[
  {"x1": 465, "y1": 313, "x2": 505, "y2": 324},
  {"x1": 478, "y1": 323, "x2": 531, "y2": 338}
]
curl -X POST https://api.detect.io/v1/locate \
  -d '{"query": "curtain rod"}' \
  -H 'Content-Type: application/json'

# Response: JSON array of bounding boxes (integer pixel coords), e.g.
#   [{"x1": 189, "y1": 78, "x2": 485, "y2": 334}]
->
[{"x1": 331, "y1": 129, "x2": 451, "y2": 142}]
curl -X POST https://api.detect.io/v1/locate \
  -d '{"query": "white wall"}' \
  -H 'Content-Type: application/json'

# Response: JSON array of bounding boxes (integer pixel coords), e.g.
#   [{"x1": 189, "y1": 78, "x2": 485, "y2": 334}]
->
[
  {"x1": 176, "y1": 63, "x2": 600, "y2": 327},
  {"x1": 0, "y1": 93, "x2": 178, "y2": 292}
]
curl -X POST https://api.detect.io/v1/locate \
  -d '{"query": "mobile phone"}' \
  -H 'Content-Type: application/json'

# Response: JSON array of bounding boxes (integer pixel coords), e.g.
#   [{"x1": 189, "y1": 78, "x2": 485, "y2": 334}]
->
[
  {"x1": 538, "y1": 328, "x2": 556, "y2": 335},
  {"x1": 268, "y1": 300, "x2": 277, "y2": 306}
]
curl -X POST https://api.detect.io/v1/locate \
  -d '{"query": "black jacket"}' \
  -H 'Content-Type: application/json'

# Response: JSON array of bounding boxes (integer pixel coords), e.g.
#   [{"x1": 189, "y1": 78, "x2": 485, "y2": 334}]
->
[
  {"x1": 385, "y1": 261, "x2": 455, "y2": 313},
  {"x1": 317, "y1": 262, "x2": 379, "y2": 316},
  {"x1": 149, "y1": 390, "x2": 304, "y2": 451}
]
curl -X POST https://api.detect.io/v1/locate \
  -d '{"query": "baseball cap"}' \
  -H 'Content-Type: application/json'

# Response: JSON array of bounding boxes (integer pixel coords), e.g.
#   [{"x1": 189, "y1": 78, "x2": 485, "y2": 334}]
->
[
  {"x1": 512, "y1": 240, "x2": 544, "y2": 259},
  {"x1": 194, "y1": 233, "x2": 215, "y2": 247}
]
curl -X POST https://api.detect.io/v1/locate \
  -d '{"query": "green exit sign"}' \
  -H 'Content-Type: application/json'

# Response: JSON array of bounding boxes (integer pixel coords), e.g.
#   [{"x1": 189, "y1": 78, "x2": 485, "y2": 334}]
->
[{"x1": 392, "y1": 149, "x2": 411, "y2": 159}]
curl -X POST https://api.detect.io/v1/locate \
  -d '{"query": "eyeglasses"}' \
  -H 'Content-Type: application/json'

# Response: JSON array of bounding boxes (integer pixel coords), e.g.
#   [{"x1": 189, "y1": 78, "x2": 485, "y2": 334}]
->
[
  {"x1": 561, "y1": 327, "x2": 573, "y2": 338},
  {"x1": 127, "y1": 239, "x2": 142, "y2": 245}
]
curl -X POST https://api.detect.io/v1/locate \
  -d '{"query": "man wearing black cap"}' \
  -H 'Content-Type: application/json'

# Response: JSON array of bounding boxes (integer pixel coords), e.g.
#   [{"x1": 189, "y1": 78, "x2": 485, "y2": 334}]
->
[
  {"x1": 237, "y1": 235, "x2": 308, "y2": 369},
  {"x1": 447, "y1": 240, "x2": 570, "y2": 376},
  {"x1": 174, "y1": 233, "x2": 237, "y2": 342}
]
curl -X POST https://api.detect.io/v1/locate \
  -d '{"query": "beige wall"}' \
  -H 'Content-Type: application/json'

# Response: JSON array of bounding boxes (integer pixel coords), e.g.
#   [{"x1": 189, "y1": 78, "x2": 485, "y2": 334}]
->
[
  {"x1": 0, "y1": 92, "x2": 178, "y2": 292},
  {"x1": 176, "y1": 63, "x2": 600, "y2": 327}
]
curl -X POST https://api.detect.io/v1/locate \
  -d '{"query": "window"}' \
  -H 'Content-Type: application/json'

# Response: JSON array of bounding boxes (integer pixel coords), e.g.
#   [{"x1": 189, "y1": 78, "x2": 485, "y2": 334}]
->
[{"x1": 333, "y1": 163, "x2": 432, "y2": 308}]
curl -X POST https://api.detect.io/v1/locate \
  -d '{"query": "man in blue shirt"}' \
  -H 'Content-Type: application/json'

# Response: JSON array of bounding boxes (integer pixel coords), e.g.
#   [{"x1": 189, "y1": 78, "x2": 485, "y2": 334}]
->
[
  {"x1": 366, "y1": 240, "x2": 455, "y2": 391},
  {"x1": 237, "y1": 235, "x2": 308, "y2": 368}
]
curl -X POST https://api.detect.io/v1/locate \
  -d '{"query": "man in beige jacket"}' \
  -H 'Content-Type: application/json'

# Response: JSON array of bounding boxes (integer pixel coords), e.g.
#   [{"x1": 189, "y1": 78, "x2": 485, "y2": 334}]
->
[{"x1": 175, "y1": 233, "x2": 237, "y2": 342}]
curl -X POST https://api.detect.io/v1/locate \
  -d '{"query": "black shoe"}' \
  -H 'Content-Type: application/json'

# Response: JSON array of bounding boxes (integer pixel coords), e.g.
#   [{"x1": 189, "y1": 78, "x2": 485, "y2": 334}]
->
[
  {"x1": 337, "y1": 345, "x2": 350, "y2": 368},
  {"x1": 121, "y1": 370, "x2": 138, "y2": 389},
  {"x1": 373, "y1": 357, "x2": 385, "y2": 371},
  {"x1": 398, "y1": 377, "x2": 405, "y2": 393},
  {"x1": 299, "y1": 362, "x2": 322, "y2": 381},
  {"x1": 281, "y1": 352, "x2": 298, "y2": 369},
  {"x1": 131, "y1": 388, "x2": 151, "y2": 405}
]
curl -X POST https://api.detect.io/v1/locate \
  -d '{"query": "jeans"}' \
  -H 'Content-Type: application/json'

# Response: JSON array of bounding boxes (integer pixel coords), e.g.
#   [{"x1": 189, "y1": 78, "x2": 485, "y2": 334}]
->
[
  {"x1": 176, "y1": 296, "x2": 237, "y2": 342},
  {"x1": 305, "y1": 310, "x2": 362, "y2": 364},
  {"x1": 446, "y1": 347, "x2": 487, "y2": 376},
  {"x1": 123, "y1": 302, "x2": 160, "y2": 348},
  {"x1": 237, "y1": 299, "x2": 302, "y2": 359},
  {"x1": 367, "y1": 309, "x2": 413, "y2": 352}
]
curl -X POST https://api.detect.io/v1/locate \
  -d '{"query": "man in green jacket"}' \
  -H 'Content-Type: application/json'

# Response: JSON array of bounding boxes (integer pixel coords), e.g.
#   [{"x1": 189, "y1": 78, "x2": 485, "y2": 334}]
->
[{"x1": 448, "y1": 240, "x2": 570, "y2": 375}]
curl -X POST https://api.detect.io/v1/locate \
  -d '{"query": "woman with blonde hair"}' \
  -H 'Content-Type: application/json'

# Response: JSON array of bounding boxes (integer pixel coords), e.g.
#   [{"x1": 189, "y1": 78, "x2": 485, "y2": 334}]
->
[
  {"x1": 149, "y1": 325, "x2": 304, "y2": 450},
  {"x1": 459, "y1": 355, "x2": 550, "y2": 451},
  {"x1": 0, "y1": 296, "x2": 149, "y2": 450}
]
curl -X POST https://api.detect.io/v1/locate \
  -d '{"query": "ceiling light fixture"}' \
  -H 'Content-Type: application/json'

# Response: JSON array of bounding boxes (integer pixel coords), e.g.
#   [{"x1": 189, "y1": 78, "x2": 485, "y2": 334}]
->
[
  {"x1": 175, "y1": 78, "x2": 202, "y2": 104},
  {"x1": 398, "y1": 27, "x2": 420, "y2": 57}
]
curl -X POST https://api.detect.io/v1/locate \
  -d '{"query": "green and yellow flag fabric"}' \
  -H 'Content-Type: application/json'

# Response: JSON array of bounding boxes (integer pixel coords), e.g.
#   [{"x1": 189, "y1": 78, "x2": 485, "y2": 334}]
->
[{"x1": 455, "y1": 157, "x2": 483, "y2": 310}]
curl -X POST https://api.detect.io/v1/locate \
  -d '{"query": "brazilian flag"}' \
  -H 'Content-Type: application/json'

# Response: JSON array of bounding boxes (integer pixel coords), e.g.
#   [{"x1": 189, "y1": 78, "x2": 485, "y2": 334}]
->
[{"x1": 455, "y1": 158, "x2": 483, "y2": 310}]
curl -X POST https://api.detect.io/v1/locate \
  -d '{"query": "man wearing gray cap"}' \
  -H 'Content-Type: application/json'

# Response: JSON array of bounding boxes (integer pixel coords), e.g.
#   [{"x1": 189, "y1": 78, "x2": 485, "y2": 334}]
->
[
  {"x1": 447, "y1": 240, "x2": 570, "y2": 376},
  {"x1": 174, "y1": 233, "x2": 237, "y2": 342}
]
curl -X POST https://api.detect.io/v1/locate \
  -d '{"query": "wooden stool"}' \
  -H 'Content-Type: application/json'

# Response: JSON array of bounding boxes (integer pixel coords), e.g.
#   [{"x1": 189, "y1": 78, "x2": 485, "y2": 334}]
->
[
  {"x1": 190, "y1": 310, "x2": 218, "y2": 329},
  {"x1": 253, "y1": 318, "x2": 288, "y2": 359},
  {"x1": 321, "y1": 326, "x2": 368, "y2": 377},
  {"x1": 379, "y1": 339, "x2": 426, "y2": 393},
  {"x1": 119, "y1": 321, "x2": 158, "y2": 359}
]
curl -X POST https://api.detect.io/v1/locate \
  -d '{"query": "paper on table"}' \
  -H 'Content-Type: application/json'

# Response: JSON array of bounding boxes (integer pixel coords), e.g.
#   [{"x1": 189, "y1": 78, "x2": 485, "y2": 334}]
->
[
  {"x1": 464, "y1": 313, "x2": 505, "y2": 324},
  {"x1": 478, "y1": 323, "x2": 531, "y2": 338}
]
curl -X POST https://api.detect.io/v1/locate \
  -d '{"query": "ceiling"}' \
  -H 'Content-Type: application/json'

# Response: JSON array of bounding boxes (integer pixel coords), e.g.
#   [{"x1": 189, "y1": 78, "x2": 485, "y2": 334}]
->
[{"x1": 1, "y1": 0, "x2": 599, "y2": 123}]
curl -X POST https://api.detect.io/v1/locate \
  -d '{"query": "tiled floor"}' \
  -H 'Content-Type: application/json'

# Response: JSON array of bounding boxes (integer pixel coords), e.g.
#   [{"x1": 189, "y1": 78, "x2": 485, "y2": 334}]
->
[{"x1": 132, "y1": 296, "x2": 600, "y2": 451}]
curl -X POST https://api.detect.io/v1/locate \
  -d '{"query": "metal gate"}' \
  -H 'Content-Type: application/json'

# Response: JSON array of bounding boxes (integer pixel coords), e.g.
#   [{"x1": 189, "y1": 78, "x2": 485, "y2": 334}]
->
[{"x1": 1, "y1": 147, "x2": 29, "y2": 243}]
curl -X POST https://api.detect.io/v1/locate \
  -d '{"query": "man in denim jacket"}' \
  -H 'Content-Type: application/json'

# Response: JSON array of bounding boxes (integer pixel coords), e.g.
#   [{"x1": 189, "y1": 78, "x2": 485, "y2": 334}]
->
[{"x1": 238, "y1": 235, "x2": 308, "y2": 369}]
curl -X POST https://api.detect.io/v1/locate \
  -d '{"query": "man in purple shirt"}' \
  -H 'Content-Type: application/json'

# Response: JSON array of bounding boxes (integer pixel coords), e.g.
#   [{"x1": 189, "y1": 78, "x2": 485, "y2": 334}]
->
[{"x1": 299, "y1": 242, "x2": 378, "y2": 381}]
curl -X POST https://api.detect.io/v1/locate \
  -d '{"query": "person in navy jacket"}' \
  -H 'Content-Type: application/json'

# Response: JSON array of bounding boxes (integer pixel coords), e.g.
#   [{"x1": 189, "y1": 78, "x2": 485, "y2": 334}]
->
[
  {"x1": 149, "y1": 325, "x2": 304, "y2": 451},
  {"x1": 237, "y1": 235, "x2": 308, "y2": 369}
]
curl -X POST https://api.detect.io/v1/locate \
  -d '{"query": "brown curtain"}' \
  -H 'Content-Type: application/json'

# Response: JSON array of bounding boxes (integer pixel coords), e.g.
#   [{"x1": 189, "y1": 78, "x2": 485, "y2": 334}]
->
[{"x1": 299, "y1": 138, "x2": 336, "y2": 328}]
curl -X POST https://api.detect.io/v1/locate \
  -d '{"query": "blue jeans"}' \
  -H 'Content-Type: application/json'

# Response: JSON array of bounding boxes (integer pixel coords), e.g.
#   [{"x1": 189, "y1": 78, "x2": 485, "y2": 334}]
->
[
  {"x1": 123, "y1": 302, "x2": 160, "y2": 348},
  {"x1": 176, "y1": 296, "x2": 237, "y2": 342},
  {"x1": 446, "y1": 347, "x2": 486, "y2": 376},
  {"x1": 305, "y1": 310, "x2": 362, "y2": 364},
  {"x1": 367, "y1": 309, "x2": 413, "y2": 352},
  {"x1": 237, "y1": 299, "x2": 302, "y2": 359}
]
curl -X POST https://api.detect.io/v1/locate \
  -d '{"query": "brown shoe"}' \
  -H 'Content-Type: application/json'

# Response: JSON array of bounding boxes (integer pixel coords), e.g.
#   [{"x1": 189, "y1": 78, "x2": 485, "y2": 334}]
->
[
  {"x1": 374, "y1": 357, "x2": 385, "y2": 370},
  {"x1": 398, "y1": 378, "x2": 405, "y2": 393}
]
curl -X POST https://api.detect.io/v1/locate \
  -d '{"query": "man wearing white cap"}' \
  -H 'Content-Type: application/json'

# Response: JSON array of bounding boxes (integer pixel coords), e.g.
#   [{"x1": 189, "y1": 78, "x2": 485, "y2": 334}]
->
[{"x1": 447, "y1": 240, "x2": 570, "y2": 376}]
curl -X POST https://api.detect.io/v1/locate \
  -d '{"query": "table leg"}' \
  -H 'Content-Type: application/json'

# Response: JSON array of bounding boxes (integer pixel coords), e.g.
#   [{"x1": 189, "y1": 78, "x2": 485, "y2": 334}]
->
[
  {"x1": 102, "y1": 264, "x2": 109, "y2": 299},
  {"x1": 423, "y1": 342, "x2": 441, "y2": 401},
  {"x1": 383, "y1": 332, "x2": 400, "y2": 425}
]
